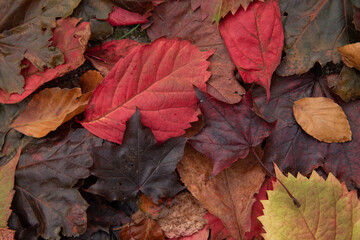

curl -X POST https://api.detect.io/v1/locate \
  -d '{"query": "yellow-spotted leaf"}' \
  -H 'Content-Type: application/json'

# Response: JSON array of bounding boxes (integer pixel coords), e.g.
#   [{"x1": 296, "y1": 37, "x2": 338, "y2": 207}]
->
[
  {"x1": 338, "y1": 43, "x2": 360, "y2": 70},
  {"x1": 259, "y1": 164, "x2": 360, "y2": 240},
  {"x1": 293, "y1": 97, "x2": 351, "y2": 143}
]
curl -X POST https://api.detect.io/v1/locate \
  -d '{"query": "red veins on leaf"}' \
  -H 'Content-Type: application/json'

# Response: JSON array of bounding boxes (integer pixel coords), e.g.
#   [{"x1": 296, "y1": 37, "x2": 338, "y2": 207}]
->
[
  {"x1": 219, "y1": 0, "x2": 283, "y2": 100},
  {"x1": 190, "y1": 89, "x2": 275, "y2": 176},
  {"x1": 81, "y1": 38, "x2": 213, "y2": 144}
]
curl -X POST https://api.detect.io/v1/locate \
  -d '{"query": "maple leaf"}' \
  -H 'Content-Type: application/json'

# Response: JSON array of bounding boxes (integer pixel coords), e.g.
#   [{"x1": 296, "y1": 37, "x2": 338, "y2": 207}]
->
[
  {"x1": 12, "y1": 127, "x2": 103, "y2": 240},
  {"x1": 108, "y1": 7, "x2": 150, "y2": 26},
  {"x1": 219, "y1": 0, "x2": 283, "y2": 100},
  {"x1": 87, "y1": 109, "x2": 186, "y2": 202},
  {"x1": 0, "y1": 0, "x2": 81, "y2": 95},
  {"x1": 259, "y1": 164, "x2": 360, "y2": 240},
  {"x1": 81, "y1": 38, "x2": 213, "y2": 144},
  {"x1": 252, "y1": 74, "x2": 360, "y2": 189},
  {"x1": 0, "y1": 149, "x2": 20, "y2": 239},
  {"x1": 177, "y1": 145, "x2": 266, "y2": 239},
  {"x1": 85, "y1": 39, "x2": 141, "y2": 76},
  {"x1": 191, "y1": 0, "x2": 260, "y2": 23},
  {"x1": 326, "y1": 67, "x2": 360, "y2": 102},
  {"x1": 0, "y1": 18, "x2": 91, "y2": 104},
  {"x1": 147, "y1": 0, "x2": 245, "y2": 104},
  {"x1": 277, "y1": 0, "x2": 349, "y2": 76},
  {"x1": 190, "y1": 89, "x2": 274, "y2": 176}
]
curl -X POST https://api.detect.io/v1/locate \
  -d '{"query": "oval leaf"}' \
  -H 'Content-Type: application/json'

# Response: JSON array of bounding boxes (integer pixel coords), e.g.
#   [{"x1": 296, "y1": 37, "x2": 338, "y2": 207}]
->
[
  {"x1": 81, "y1": 38, "x2": 213, "y2": 144},
  {"x1": 338, "y1": 42, "x2": 360, "y2": 70},
  {"x1": 293, "y1": 97, "x2": 351, "y2": 143}
]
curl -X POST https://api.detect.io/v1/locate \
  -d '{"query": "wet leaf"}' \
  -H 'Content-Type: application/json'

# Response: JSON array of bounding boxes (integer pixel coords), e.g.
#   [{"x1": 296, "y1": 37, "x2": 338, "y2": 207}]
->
[
  {"x1": 88, "y1": 110, "x2": 186, "y2": 202},
  {"x1": 326, "y1": 67, "x2": 360, "y2": 102},
  {"x1": 259, "y1": 165, "x2": 360, "y2": 240},
  {"x1": 81, "y1": 38, "x2": 213, "y2": 144},
  {"x1": 148, "y1": 0, "x2": 245, "y2": 104},
  {"x1": 338, "y1": 42, "x2": 360, "y2": 70},
  {"x1": 12, "y1": 128, "x2": 103, "y2": 239},
  {"x1": 0, "y1": 18, "x2": 91, "y2": 104},
  {"x1": 277, "y1": 0, "x2": 349, "y2": 76},
  {"x1": 177, "y1": 145, "x2": 266, "y2": 239},
  {"x1": 108, "y1": 7, "x2": 150, "y2": 26},
  {"x1": 293, "y1": 97, "x2": 352, "y2": 143},
  {"x1": 219, "y1": 0, "x2": 283, "y2": 100},
  {"x1": 11, "y1": 88, "x2": 92, "y2": 138},
  {"x1": 190, "y1": 89, "x2": 274, "y2": 176}
]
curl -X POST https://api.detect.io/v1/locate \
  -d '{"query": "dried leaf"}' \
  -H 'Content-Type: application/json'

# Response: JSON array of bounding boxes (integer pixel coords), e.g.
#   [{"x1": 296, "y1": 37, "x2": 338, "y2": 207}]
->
[
  {"x1": 108, "y1": 7, "x2": 150, "y2": 26},
  {"x1": 79, "y1": 70, "x2": 104, "y2": 94},
  {"x1": 81, "y1": 38, "x2": 213, "y2": 144},
  {"x1": 219, "y1": 0, "x2": 283, "y2": 100},
  {"x1": 204, "y1": 213, "x2": 234, "y2": 240},
  {"x1": 148, "y1": 0, "x2": 245, "y2": 104},
  {"x1": 177, "y1": 145, "x2": 266, "y2": 239},
  {"x1": 0, "y1": 18, "x2": 91, "y2": 104},
  {"x1": 88, "y1": 110, "x2": 186, "y2": 202},
  {"x1": 293, "y1": 97, "x2": 352, "y2": 143},
  {"x1": 119, "y1": 218, "x2": 165, "y2": 240},
  {"x1": 338, "y1": 42, "x2": 360, "y2": 70},
  {"x1": 259, "y1": 165, "x2": 360, "y2": 240},
  {"x1": 326, "y1": 67, "x2": 360, "y2": 102}
]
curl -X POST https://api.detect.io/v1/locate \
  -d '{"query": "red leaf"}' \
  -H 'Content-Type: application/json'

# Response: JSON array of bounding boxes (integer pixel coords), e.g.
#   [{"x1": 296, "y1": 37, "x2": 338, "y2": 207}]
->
[
  {"x1": 0, "y1": 18, "x2": 90, "y2": 104},
  {"x1": 85, "y1": 39, "x2": 141, "y2": 76},
  {"x1": 190, "y1": 89, "x2": 275, "y2": 176},
  {"x1": 219, "y1": 0, "x2": 283, "y2": 100},
  {"x1": 245, "y1": 177, "x2": 275, "y2": 240},
  {"x1": 204, "y1": 213, "x2": 235, "y2": 240},
  {"x1": 81, "y1": 38, "x2": 213, "y2": 144},
  {"x1": 107, "y1": 6, "x2": 150, "y2": 26}
]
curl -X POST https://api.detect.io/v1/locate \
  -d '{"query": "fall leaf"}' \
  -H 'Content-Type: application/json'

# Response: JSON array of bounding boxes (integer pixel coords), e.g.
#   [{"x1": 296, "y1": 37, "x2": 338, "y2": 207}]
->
[
  {"x1": 219, "y1": 0, "x2": 283, "y2": 100},
  {"x1": 204, "y1": 213, "x2": 234, "y2": 240},
  {"x1": 190, "y1": 89, "x2": 274, "y2": 176},
  {"x1": 259, "y1": 164, "x2": 360, "y2": 240},
  {"x1": 119, "y1": 217, "x2": 165, "y2": 240},
  {"x1": 0, "y1": 149, "x2": 20, "y2": 239},
  {"x1": 326, "y1": 67, "x2": 360, "y2": 102},
  {"x1": 85, "y1": 39, "x2": 141, "y2": 76},
  {"x1": 338, "y1": 42, "x2": 360, "y2": 70},
  {"x1": 108, "y1": 7, "x2": 150, "y2": 26},
  {"x1": 293, "y1": 97, "x2": 352, "y2": 143},
  {"x1": 277, "y1": 0, "x2": 349, "y2": 76},
  {"x1": 353, "y1": 0, "x2": 360, "y2": 31},
  {"x1": 11, "y1": 87, "x2": 92, "y2": 138},
  {"x1": 79, "y1": 70, "x2": 104, "y2": 93},
  {"x1": 87, "y1": 109, "x2": 186, "y2": 202},
  {"x1": 137, "y1": 194, "x2": 170, "y2": 219},
  {"x1": 177, "y1": 145, "x2": 266, "y2": 239},
  {"x1": 0, "y1": 18, "x2": 91, "y2": 104},
  {"x1": 12, "y1": 127, "x2": 103, "y2": 239},
  {"x1": 177, "y1": 226, "x2": 210, "y2": 240},
  {"x1": 148, "y1": 0, "x2": 245, "y2": 104},
  {"x1": 0, "y1": 0, "x2": 81, "y2": 95},
  {"x1": 81, "y1": 38, "x2": 213, "y2": 144},
  {"x1": 191, "y1": 0, "x2": 260, "y2": 23},
  {"x1": 112, "y1": 0, "x2": 160, "y2": 14},
  {"x1": 252, "y1": 74, "x2": 360, "y2": 189}
]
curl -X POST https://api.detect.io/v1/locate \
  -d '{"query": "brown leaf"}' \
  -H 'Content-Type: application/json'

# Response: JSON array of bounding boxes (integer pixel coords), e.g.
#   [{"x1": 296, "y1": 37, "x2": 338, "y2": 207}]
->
[
  {"x1": 119, "y1": 218, "x2": 165, "y2": 240},
  {"x1": 293, "y1": 97, "x2": 352, "y2": 143},
  {"x1": 11, "y1": 87, "x2": 91, "y2": 138},
  {"x1": 326, "y1": 67, "x2": 360, "y2": 102},
  {"x1": 177, "y1": 145, "x2": 266, "y2": 239},
  {"x1": 0, "y1": 228, "x2": 15, "y2": 240},
  {"x1": 79, "y1": 70, "x2": 104, "y2": 93},
  {"x1": 338, "y1": 42, "x2": 360, "y2": 70}
]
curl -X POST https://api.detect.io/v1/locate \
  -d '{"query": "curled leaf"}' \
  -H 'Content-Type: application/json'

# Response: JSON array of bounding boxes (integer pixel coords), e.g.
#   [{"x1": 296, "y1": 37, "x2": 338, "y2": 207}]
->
[{"x1": 338, "y1": 42, "x2": 360, "y2": 70}]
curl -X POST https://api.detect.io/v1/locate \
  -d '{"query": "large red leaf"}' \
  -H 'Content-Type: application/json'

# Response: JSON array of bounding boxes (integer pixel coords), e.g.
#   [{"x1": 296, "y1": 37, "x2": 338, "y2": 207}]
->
[
  {"x1": 0, "y1": 18, "x2": 90, "y2": 104},
  {"x1": 190, "y1": 89, "x2": 275, "y2": 176},
  {"x1": 147, "y1": 0, "x2": 245, "y2": 104},
  {"x1": 107, "y1": 6, "x2": 150, "y2": 26},
  {"x1": 81, "y1": 38, "x2": 213, "y2": 144},
  {"x1": 252, "y1": 74, "x2": 360, "y2": 189},
  {"x1": 219, "y1": 0, "x2": 283, "y2": 100}
]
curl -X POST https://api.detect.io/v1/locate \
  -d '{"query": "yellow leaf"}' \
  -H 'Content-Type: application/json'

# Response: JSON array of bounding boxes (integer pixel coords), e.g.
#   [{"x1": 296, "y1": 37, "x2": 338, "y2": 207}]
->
[
  {"x1": 293, "y1": 97, "x2": 351, "y2": 143},
  {"x1": 338, "y1": 43, "x2": 360, "y2": 70},
  {"x1": 259, "y1": 164, "x2": 360, "y2": 240}
]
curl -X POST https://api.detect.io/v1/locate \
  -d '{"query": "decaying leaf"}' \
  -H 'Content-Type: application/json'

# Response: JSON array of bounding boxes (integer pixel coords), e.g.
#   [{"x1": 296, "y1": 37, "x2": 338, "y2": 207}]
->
[
  {"x1": 137, "y1": 194, "x2": 170, "y2": 219},
  {"x1": 13, "y1": 128, "x2": 103, "y2": 240},
  {"x1": 293, "y1": 97, "x2": 352, "y2": 143},
  {"x1": 259, "y1": 164, "x2": 360, "y2": 240},
  {"x1": 338, "y1": 42, "x2": 360, "y2": 70},
  {"x1": 277, "y1": 0, "x2": 349, "y2": 76},
  {"x1": 326, "y1": 67, "x2": 360, "y2": 102},
  {"x1": 190, "y1": 89, "x2": 274, "y2": 176},
  {"x1": 119, "y1": 217, "x2": 165, "y2": 240},
  {"x1": 219, "y1": 0, "x2": 283, "y2": 100},
  {"x1": 177, "y1": 145, "x2": 266, "y2": 239},
  {"x1": 11, "y1": 88, "x2": 92, "y2": 138},
  {"x1": 81, "y1": 38, "x2": 213, "y2": 144},
  {"x1": 108, "y1": 6, "x2": 150, "y2": 26},
  {"x1": 0, "y1": 18, "x2": 91, "y2": 104},
  {"x1": 148, "y1": 0, "x2": 245, "y2": 104},
  {"x1": 204, "y1": 213, "x2": 234, "y2": 240},
  {"x1": 111, "y1": 0, "x2": 158, "y2": 14},
  {"x1": 88, "y1": 110, "x2": 186, "y2": 202}
]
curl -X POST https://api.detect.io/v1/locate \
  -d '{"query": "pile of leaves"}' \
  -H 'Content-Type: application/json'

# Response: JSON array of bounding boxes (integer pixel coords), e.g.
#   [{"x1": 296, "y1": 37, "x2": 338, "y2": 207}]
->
[{"x1": 1, "y1": 0, "x2": 360, "y2": 239}]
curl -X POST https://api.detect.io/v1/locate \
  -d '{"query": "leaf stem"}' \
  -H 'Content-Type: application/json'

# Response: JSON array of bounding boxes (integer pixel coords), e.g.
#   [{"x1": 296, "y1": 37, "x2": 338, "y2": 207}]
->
[
  {"x1": 251, "y1": 147, "x2": 301, "y2": 208},
  {"x1": 119, "y1": 24, "x2": 141, "y2": 39}
]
